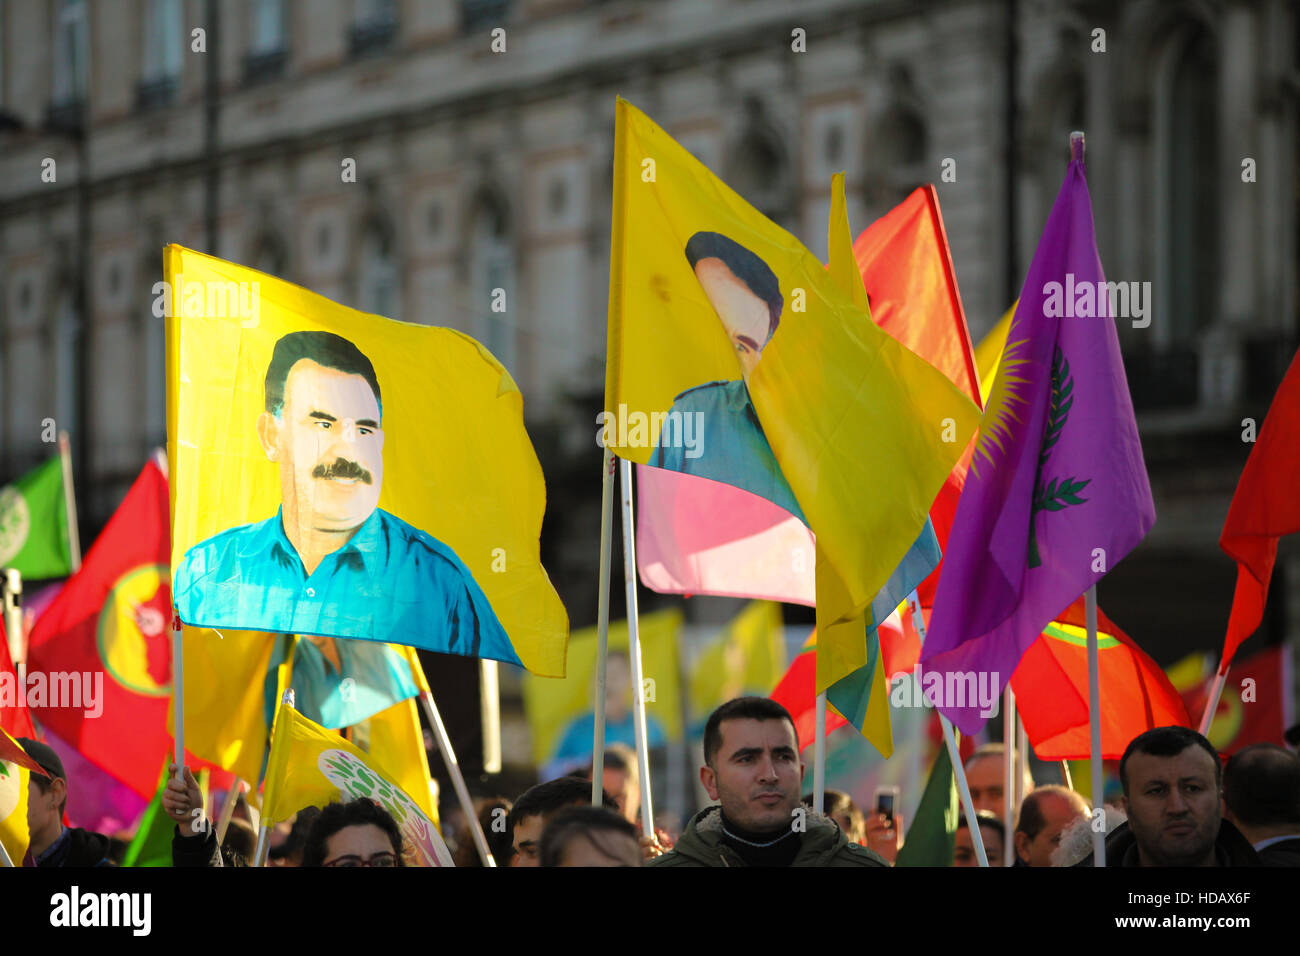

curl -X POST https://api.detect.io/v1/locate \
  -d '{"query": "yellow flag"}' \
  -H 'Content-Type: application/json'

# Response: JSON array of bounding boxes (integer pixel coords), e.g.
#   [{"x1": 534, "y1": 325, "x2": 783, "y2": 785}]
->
[
  {"x1": 263, "y1": 703, "x2": 452, "y2": 866},
  {"x1": 522, "y1": 608, "x2": 683, "y2": 772},
  {"x1": 354, "y1": 651, "x2": 439, "y2": 830},
  {"x1": 688, "y1": 601, "x2": 786, "y2": 725},
  {"x1": 975, "y1": 303, "x2": 1016, "y2": 405},
  {"x1": 604, "y1": 100, "x2": 979, "y2": 691},
  {"x1": 0, "y1": 730, "x2": 33, "y2": 865},
  {"x1": 165, "y1": 245, "x2": 568, "y2": 675}
]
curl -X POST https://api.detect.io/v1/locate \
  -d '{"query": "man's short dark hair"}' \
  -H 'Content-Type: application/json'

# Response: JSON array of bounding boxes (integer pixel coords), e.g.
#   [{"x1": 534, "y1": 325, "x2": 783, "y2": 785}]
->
[
  {"x1": 1224, "y1": 743, "x2": 1300, "y2": 827},
  {"x1": 1118, "y1": 726, "x2": 1222, "y2": 796},
  {"x1": 958, "y1": 810, "x2": 1006, "y2": 842},
  {"x1": 1015, "y1": 785, "x2": 1084, "y2": 839},
  {"x1": 703, "y1": 696, "x2": 799, "y2": 767},
  {"x1": 684, "y1": 231, "x2": 784, "y2": 341},
  {"x1": 508, "y1": 776, "x2": 615, "y2": 832},
  {"x1": 539, "y1": 806, "x2": 640, "y2": 867},
  {"x1": 264, "y1": 330, "x2": 382, "y2": 419},
  {"x1": 803, "y1": 788, "x2": 863, "y2": 827},
  {"x1": 300, "y1": 799, "x2": 404, "y2": 867}
]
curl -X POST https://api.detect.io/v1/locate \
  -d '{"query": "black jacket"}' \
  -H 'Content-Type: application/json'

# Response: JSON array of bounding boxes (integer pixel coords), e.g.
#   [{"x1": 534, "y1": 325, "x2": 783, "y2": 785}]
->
[
  {"x1": 1255, "y1": 835, "x2": 1300, "y2": 867},
  {"x1": 1074, "y1": 819, "x2": 1260, "y2": 867},
  {"x1": 29, "y1": 827, "x2": 113, "y2": 867}
]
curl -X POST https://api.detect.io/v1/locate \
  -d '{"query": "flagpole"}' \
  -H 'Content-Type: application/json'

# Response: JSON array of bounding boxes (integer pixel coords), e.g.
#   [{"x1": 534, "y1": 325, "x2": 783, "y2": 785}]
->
[
  {"x1": 479, "y1": 660, "x2": 501, "y2": 774},
  {"x1": 591, "y1": 447, "x2": 615, "y2": 807},
  {"x1": 1085, "y1": 584, "x2": 1105, "y2": 866},
  {"x1": 254, "y1": 688, "x2": 296, "y2": 867},
  {"x1": 908, "y1": 590, "x2": 988, "y2": 867},
  {"x1": 58, "y1": 431, "x2": 81, "y2": 571},
  {"x1": 1061, "y1": 760, "x2": 1074, "y2": 791},
  {"x1": 171, "y1": 614, "x2": 185, "y2": 770},
  {"x1": 813, "y1": 693, "x2": 827, "y2": 812},
  {"x1": 214, "y1": 778, "x2": 243, "y2": 845},
  {"x1": 2, "y1": 569, "x2": 24, "y2": 688},
  {"x1": 1198, "y1": 663, "x2": 1229, "y2": 736},
  {"x1": 419, "y1": 688, "x2": 496, "y2": 867},
  {"x1": 1003, "y1": 687, "x2": 1016, "y2": 866},
  {"x1": 618, "y1": 457, "x2": 656, "y2": 838}
]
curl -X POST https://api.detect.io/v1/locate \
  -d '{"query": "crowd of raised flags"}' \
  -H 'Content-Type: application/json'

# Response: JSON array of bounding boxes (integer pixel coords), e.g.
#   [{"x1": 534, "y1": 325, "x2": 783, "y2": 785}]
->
[{"x1": 0, "y1": 98, "x2": 1297, "y2": 870}]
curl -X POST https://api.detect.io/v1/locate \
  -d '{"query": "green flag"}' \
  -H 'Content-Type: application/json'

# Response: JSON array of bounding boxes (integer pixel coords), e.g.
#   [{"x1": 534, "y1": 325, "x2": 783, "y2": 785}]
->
[
  {"x1": 122, "y1": 763, "x2": 175, "y2": 868},
  {"x1": 894, "y1": 738, "x2": 960, "y2": 867},
  {"x1": 0, "y1": 456, "x2": 73, "y2": 578}
]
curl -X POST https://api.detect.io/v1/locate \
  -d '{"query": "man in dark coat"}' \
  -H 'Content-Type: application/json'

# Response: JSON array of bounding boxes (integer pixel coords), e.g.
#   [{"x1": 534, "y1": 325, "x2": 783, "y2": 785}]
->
[
  {"x1": 1224, "y1": 743, "x2": 1300, "y2": 866},
  {"x1": 17, "y1": 738, "x2": 112, "y2": 867}
]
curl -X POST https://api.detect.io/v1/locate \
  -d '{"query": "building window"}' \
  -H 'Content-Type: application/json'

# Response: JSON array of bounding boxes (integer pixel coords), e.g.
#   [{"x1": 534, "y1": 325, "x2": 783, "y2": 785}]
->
[
  {"x1": 729, "y1": 100, "x2": 792, "y2": 229},
  {"x1": 244, "y1": 0, "x2": 288, "y2": 84},
  {"x1": 52, "y1": 0, "x2": 88, "y2": 109},
  {"x1": 350, "y1": 0, "x2": 398, "y2": 58},
  {"x1": 358, "y1": 221, "x2": 399, "y2": 320},
  {"x1": 461, "y1": 0, "x2": 512, "y2": 34},
  {"x1": 138, "y1": 0, "x2": 183, "y2": 110},
  {"x1": 470, "y1": 194, "x2": 515, "y2": 372}
]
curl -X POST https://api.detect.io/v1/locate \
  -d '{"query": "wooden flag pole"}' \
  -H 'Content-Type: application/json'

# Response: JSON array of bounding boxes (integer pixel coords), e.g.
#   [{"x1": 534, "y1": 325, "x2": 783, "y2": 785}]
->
[
  {"x1": 591, "y1": 447, "x2": 616, "y2": 807},
  {"x1": 618, "y1": 457, "x2": 655, "y2": 837},
  {"x1": 813, "y1": 693, "x2": 827, "y2": 812},
  {"x1": 907, "y1": 590, "x2": 988, "y2": 867},
  {"x1": 1003, "y1": 687, "x2": 1016, "y2": 866},
  {"x1": 1085, "y1": 585, "x2": 1105, "y2": 865},
  {"x1": 58, "y1": 431, "x2": 81, "y2": 571},
  {"x1": 1061, "y1": 760, "x2": 1074, "y2": 791},
  {"x1": 1198, "y1": 664, "x2": 1229, "y2": 736},
  {"x1": 419, "y1": 688, "x2": 496, "y2": 867}
]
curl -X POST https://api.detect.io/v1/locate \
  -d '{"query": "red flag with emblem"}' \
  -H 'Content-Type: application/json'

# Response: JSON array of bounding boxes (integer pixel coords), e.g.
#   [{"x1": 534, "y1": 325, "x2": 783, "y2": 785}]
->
[{"x1": 26, "y1": 454, "x2": 228, "y2": 798}]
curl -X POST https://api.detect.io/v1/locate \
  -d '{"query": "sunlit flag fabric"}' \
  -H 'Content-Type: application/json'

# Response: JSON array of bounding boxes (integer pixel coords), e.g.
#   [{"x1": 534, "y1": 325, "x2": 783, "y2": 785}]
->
[
  {"x1": 522, "y1": 609, "x2": 683, "y2": 779},
  {"x1": 922, "y1": 140, "x2": 1155, "y2": 734},
  {"x1": 769, "y1": 634, "x2": 847, "y2": 751},
  {"x1": 687, "y1": 601, "x2": 786, "y2": 731},
  {"x1": 893, "y1": 739, "x2": 959, "y2": 868},
  {"x1": 26, "y1": 455, "x2": 231, "y2": 799},
  {"x1": 0, "y1": 619, "x2": 35, "y2": 738},
  {"x1": 1218, "y1": 344, "x2": 1300, "y2": 674},
  {"x1": 262, "y1": 703, "x2": 452, "y2": 866},
  {"x1": 604, "y1": 99, "x2": 978, "y2": 697},
  {"x1": 0, "y1": 454, "x2": 74, "y2": 579},
  {"x1": 166, "y1": 244, "x2": 567, "y2": 675},
  {"x1": 0, "y1": 729, "x2": 41, "y2": 865},
  {"x1": 1009, "y1": 596, "x2": 1190, "y2": 760},
  {"x1": 1171, "y1": 645, "x2": 1292, "y2": 756}
]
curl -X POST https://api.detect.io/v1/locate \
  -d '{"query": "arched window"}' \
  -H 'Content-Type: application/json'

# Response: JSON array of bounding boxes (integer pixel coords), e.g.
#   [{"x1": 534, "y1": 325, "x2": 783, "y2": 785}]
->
[
  {"x1": 729, "y1": 100, "x2": 792, "y2": 229},
  {"x1": 468, "y1": 191, "x2": 515, "y2": 372}
]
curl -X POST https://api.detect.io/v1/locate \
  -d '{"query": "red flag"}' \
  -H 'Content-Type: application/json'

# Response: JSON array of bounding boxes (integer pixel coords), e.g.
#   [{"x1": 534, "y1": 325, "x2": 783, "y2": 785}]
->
[
  {"x1": 769, "y1": 636, "x2": 848, "y2": 751},
  {"x1": 1010, "y1": 597, "x2": 1191, "y2": 760},
  {"x1": 26, "y1": 456, "x2": 229, "y2": 798},
  {"x1": 0, "y1": 620, "x2": 36, "y2": 738},
  {"x1": 854, "y1": 186, "x2": 982, "y2": 606},
  {"x1": 1219, "y1": 346, "x2": 1300, "y2": 673},
  {"x1": 0, "y1": 726, "x2": 43, "y2": 775},
  {"x1": 1177, "y1": 646, "x2": 1291, "y2": 756}
]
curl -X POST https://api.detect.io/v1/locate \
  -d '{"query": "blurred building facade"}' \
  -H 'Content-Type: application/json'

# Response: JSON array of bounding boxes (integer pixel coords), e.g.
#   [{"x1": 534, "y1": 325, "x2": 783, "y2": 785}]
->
[{"x1": 1, "y1": 0, "x2": 1297, "y2": 670}]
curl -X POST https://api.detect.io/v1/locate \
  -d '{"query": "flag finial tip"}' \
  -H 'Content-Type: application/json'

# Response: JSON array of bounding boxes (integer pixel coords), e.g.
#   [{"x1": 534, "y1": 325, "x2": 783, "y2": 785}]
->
[{"x1": 1070, "y1": 131, "x2": 1085, "y2": 162}]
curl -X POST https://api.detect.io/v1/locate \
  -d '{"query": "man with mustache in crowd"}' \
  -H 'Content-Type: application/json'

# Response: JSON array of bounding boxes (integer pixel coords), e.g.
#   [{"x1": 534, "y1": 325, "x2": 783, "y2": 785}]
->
[{"x1": 174, "y1": 331, "x2": 516, "y2": 662}]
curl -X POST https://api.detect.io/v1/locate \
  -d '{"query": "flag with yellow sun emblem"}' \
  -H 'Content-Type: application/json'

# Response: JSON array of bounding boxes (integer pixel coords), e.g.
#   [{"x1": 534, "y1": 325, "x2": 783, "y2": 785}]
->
[{"x1": 920, "y1": 136, "x2": 1154, "y2": 734}]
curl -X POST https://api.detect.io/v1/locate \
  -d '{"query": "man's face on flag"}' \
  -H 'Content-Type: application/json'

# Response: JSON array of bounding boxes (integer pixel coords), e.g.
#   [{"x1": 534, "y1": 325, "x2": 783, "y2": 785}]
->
[
  {"x1": 693, "y1": 257, "x2": 771, "y2": 384},
  {"x1": 702, "y1": 717, "x2": 803, "y2": 831},
  {"x1": 258, "y1": 358, "x2": 385, "y2": 534},
  {"x1": 1124, "y1": 746, "x2": 1222, "y2": 866}
]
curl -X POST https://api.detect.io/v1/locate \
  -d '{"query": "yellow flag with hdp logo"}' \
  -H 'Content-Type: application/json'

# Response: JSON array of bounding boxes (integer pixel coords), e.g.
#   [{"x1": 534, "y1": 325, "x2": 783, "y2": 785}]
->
[
  {"x1": 604, "y1": 100, "x2": 979, "y2": 691},
  {"x1": 263, "y1": 703, "x2": 452, "y2": 866},
  {"x1": 165, "y1": 245, "x2": 567, "y2": 676}
]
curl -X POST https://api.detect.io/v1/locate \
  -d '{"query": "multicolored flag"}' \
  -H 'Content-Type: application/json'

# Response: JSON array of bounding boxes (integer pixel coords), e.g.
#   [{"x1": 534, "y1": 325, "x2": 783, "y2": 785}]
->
[
  {"x1": 769, "y1": 634, "x2": 848, "y2": 751},
  {"x1": 522, "y1": 609, "x2": 683, "y2": 779},
  {"x1": 0, "y1": 454, "x2": 74, "y2": 580},
  {"x1": 1218, "y1": 345, "x2": 1300, "y2": 674},
  {"x1": 604, "y1": 99, "x2": 978, "y2": 693},
  {"x1": 1009, "y1": 597, "x2": 1191, "y2": 760},
  {"x1": 922, "y1": 138, "x2": 1155, "y2": 734},
  {"x1": 166, "y1": 244, "x2": 567, "y2": 675},
  {"x1": 0, "y1": 728, "x2": 39, "y2": 865},
  {"x1": 687, "y1": 601, "x2": 786, "y2": 731},
  {"x1": 1171, "y1": 645, "x2": 1293, "y2": 756},
  {"x1": 262, "y1": 703, "x2": 452, "y2": 866}
]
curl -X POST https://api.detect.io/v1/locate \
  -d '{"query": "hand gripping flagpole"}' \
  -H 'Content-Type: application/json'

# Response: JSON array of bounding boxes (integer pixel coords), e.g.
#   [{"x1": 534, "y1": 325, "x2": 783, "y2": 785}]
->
[
  {"x1": 1085, "y1": 584, "x2": 1106, "y2": 866},
  {"x1": 591, "y1": 446, "x2": 616, "y2": 806},
  {"x1": 908, "y1": 590, "x2": 989, "y2": 866},
  {"x1": 619, "y1": 457, "x2": 656, "y2": 838}
]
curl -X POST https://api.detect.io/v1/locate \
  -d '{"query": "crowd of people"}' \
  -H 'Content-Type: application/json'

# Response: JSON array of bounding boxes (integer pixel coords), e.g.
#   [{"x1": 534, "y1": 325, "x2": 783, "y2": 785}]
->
[{"x1": 14, "y1": 697, "x2": 1300, "y2": 867}]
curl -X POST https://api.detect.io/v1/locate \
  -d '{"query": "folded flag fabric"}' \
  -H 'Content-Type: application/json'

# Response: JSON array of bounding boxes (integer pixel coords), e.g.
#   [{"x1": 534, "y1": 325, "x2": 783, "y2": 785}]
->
[
  {"x1": 1171, "y1": 645, "x2": 1292, "y2": 756},
  {"x1": 1218, "y1": 344, "x2": 1300, "y2": 674},
  {"x1": 0, "y1": 619, "x2": 35, "y2": 738},
  {"x1": 604, "y1": 99, "x2": 978, "y2": 689},
  {"x1": 975, "y1": 304, "x2": 1016, "y2": 404},
  {"x1": 1009, "y1": 596, "x2": 1190, "y2": 760},
  {"x1": 769, "y1": 635, "x2": 848, "y2": 751},
  {"x1": 0, "y1": 728, "x2": 40, "y2": 864},
  {"x1": 894, "y1": 735, "x2": 960, "y2": 867},
  {"x1": 0, "y1": 454, "x2": 74, "y2": 579},
  {"x1": 166, "y1": 244, "x2": 567, "y2": 675},
  {"x1": 922, "y1": 138, "x2": 1155, "y2": 734},
  {"x1": 262, "y1": 703, "x2": 452, "y2": 866}
]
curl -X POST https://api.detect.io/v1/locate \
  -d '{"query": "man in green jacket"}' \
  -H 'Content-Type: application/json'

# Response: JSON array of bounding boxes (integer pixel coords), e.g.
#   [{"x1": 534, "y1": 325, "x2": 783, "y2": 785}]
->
[{"x1": 649, "y1": 697, "x2": 888, "y2": 867}]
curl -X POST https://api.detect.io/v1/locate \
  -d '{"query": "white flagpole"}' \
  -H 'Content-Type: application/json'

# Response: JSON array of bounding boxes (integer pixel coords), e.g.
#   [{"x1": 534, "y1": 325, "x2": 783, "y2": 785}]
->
[
  {"x1": 618, "y1": 457, "x2": 655, "y2": 837},
  {"x1": 171, "y1": 615, "x2": 185, "y2": 769},
  {"x1": 419, "y1": 688, "x2": 496, "y2": 867},
  {"x1": 2, "y1": 569, "x2": 24, "y2": 687},
  {"x1": 1198, "y1": 664, "x2": 1229, "y2": 736},
  {"x1": 908, "y1": 590, "x2": 988, "y2": 867},
  {"x1": 813, "y1": 693, "x2": 827, "y2": 812},
  {"x1": 1085, "y1": 585, "x2": 1105, "y2": 865},
  {"x1": 479, "y1": 660, "x2": 501, "y2": 774},
  {"x1": 214, "y1": 778, "x2": 243, "y2": 846},
  {"x1": 58, "y1": 431, "x2": 81, "y2": 571},
  {"x1": 591, "y1": 447, "x2": 616, "y2": 806},
  {"x1": 1003, "y1": 687, "x2": 1016, "y2": 866}
]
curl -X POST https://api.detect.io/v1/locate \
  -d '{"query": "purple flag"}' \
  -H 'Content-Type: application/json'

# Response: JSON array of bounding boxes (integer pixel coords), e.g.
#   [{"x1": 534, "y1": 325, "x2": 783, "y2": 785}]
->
[{"x1": 920, "y1": 137, "x2": 1154, "y2": 734}]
